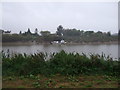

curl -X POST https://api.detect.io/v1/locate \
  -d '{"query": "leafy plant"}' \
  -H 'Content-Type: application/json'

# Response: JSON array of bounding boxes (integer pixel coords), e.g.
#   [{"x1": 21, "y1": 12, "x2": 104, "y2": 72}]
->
[{"x1": 32, "y1": 81, "x2": 41, "y2": 88}]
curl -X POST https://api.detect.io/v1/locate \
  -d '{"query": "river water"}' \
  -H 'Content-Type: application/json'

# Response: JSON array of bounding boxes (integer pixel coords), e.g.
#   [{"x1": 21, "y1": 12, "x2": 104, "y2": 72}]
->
[{"x1": 2, "y1": 44, "x2": 119, "y2": 60}]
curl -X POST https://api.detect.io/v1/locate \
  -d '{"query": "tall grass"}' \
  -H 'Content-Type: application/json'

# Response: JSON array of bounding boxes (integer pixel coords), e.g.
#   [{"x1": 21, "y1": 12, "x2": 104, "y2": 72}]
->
[{"x1": 2, "y1": 50, "x2": 120, "y2": 76}]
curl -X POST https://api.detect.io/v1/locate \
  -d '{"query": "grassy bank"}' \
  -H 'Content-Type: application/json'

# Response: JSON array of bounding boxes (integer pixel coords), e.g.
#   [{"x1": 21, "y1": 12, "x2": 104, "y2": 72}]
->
[
  {"x1": 2, "y1": 50, "x2": 119, "y2": 76},
  {"x1": 3, "y1": 74, "x2": 119, "y2": 88},
  {"x1": 2, "y1": 50, "x2": 120, "y2": 88}
]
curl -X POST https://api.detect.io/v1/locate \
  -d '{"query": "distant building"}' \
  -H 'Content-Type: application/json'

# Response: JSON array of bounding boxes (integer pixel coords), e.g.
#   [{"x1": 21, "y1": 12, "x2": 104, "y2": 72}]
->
[
  {"x1": 52, "y1": 41, "x2": 59, "y2": 44},
  {"x1": 60, "y1": 40, "x2": 66, "y2": 44},
  {"x1": 51, "y1": 39, "x2": 66, "y2": 44}
]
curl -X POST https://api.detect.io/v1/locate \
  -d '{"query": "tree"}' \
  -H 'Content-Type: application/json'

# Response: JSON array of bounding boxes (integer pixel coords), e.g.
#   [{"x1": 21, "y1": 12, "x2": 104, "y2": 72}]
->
[
  {"x1": 107, "y1": 31, "x2": 111, "y2": 36},
  {"x1": 27, "y1": 28, "x2": 31, "y2": 34},
  {"x1": 97, "y1": 31, "x2": 102, "y2": 33},
  {"x1": 35, "y1": 28, "x2": 38, "y2": 34},
  {"x1": 19, "y1": 31, "x2": 22, "y2": 34},
  {"x1": 34, "y1": 28, "x2": 39, "y2": 36},
  {"x1": 118, "y1": 30, "x2": 120, "y2": 42},
  {"x1": 40, "y1": 31, "x2": 50, "y2": 36},
  {"x1": 84, "y1": 31, "x2": 94, "y2": 36},
  {"x1": 63, "y1": 29, "x2": 80, "y2": 37},
  {"x1": 119, "y1": 30, "x2": 120, "y2": 36},
  {"x1": 56, "y1": 25, "x2": 64, "y2": 36},
  {"x1": 24, "y1": 28, "x2": 32, "y2": 36}
]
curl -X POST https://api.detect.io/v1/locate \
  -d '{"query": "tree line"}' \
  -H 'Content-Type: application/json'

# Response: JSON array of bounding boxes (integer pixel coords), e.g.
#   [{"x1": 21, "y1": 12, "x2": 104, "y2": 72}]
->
[{"x1": 2, "y1": 25, "x2": 118, "y2": 43}]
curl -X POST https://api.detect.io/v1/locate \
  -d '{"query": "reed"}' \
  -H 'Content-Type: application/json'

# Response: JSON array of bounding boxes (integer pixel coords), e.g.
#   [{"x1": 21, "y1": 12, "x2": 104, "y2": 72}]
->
[{"x1": 2, "y1": 50, "x2": 119, "y2": 76}]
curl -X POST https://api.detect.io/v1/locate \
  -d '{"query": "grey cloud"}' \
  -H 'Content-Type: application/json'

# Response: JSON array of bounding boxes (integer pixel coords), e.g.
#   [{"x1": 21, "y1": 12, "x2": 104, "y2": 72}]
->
[{"x1": 2, "y1": 2, "x2": 118, "y2": 34}]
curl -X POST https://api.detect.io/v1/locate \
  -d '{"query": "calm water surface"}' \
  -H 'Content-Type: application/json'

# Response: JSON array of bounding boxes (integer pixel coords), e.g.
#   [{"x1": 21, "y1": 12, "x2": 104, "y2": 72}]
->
[{"x1": 2, "y1": 44, "x2": 118, "y2": 60}]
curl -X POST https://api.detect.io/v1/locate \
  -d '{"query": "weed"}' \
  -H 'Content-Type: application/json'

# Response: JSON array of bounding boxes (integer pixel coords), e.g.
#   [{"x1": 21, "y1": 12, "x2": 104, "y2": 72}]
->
[
  {"x1": 32, "y1": 81, "x2": 41, "y2": 88},
  {"x1": 67, "y1": 76, "x2": 79, "y2": 82},
  {"x1": 58, "y1": 86, "x2": 65, "y2": 88},
  {"x1": 2, "y1": 50, "x2": 119, "y2": 76},
  {"x1": 44, "y1": 79, "x2": 56, "y2": 88},
  {"x1": 19, "y1": 76, "x2": 25, "y2": 80},
  {"x1": 17, "y1": 86, "x2": 26, "y2": 88},
  {"x1": 8, "y1": 76, "x2": 14, "y2": 81},
  {"x1": 29, "y1": 74, "x2": 36, "y2": 79},
  {"x1": 96, "y1": 80, "x2": 105, "y2": 85},
  {"x1": 84, "y1": 84, "x2": 93, "y2": 88}
]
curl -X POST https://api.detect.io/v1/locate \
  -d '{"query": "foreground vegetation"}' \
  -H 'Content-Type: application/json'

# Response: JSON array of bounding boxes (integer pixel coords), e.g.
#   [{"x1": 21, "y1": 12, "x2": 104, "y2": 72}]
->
[
  {"x1": 2, "y1": 50, "x2": 119, "y2": 76},
  {"x1": 2, "y1": 50, "x2": 120, "y2": 88},
  {"x1": 3, "y1": 74, "x2": 119, "y2": 88}
]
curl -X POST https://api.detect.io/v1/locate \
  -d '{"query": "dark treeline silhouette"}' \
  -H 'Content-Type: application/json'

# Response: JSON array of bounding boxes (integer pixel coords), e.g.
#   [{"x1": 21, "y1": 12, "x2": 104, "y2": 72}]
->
[{"x1": 1, "y1": 25, "x2": 118, "y2": 43}]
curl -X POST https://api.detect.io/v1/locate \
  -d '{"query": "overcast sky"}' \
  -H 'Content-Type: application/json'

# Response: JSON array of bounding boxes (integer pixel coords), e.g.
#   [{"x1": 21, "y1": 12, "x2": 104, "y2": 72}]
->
[{"x1": 2, "y1": 2, "x2": 118, "y2": 34}]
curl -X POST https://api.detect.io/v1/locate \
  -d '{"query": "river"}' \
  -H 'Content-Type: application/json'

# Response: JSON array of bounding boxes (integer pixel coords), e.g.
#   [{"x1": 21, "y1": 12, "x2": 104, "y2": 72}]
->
[{"x1": 2, "y1": 44, "x2": 119, "y2": 60}]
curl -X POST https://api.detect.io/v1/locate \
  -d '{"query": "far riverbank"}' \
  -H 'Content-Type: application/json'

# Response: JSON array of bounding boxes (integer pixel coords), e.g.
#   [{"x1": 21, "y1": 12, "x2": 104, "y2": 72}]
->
[{"x1": 2, "y1": 41, "x2": 118, "y2": 46}]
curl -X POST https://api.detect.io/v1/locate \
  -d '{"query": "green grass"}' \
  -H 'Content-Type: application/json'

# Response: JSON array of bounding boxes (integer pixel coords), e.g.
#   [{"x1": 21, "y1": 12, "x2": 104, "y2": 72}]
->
[
  {"x1": 3, "y1": 74, "x2": 119, "y2": 88},
  {"x1": 2, "y1": 50, "x2": 120, "y2": 88},
  {"x1": 17, "y1": 86, "x2": 26, "y2": 88}
]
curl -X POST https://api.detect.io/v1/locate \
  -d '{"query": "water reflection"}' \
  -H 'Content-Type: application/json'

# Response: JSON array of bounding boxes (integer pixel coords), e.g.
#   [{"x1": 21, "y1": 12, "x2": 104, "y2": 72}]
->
[{"x1": 2, "y1": 44, "x2": 118, "y2": 60}]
